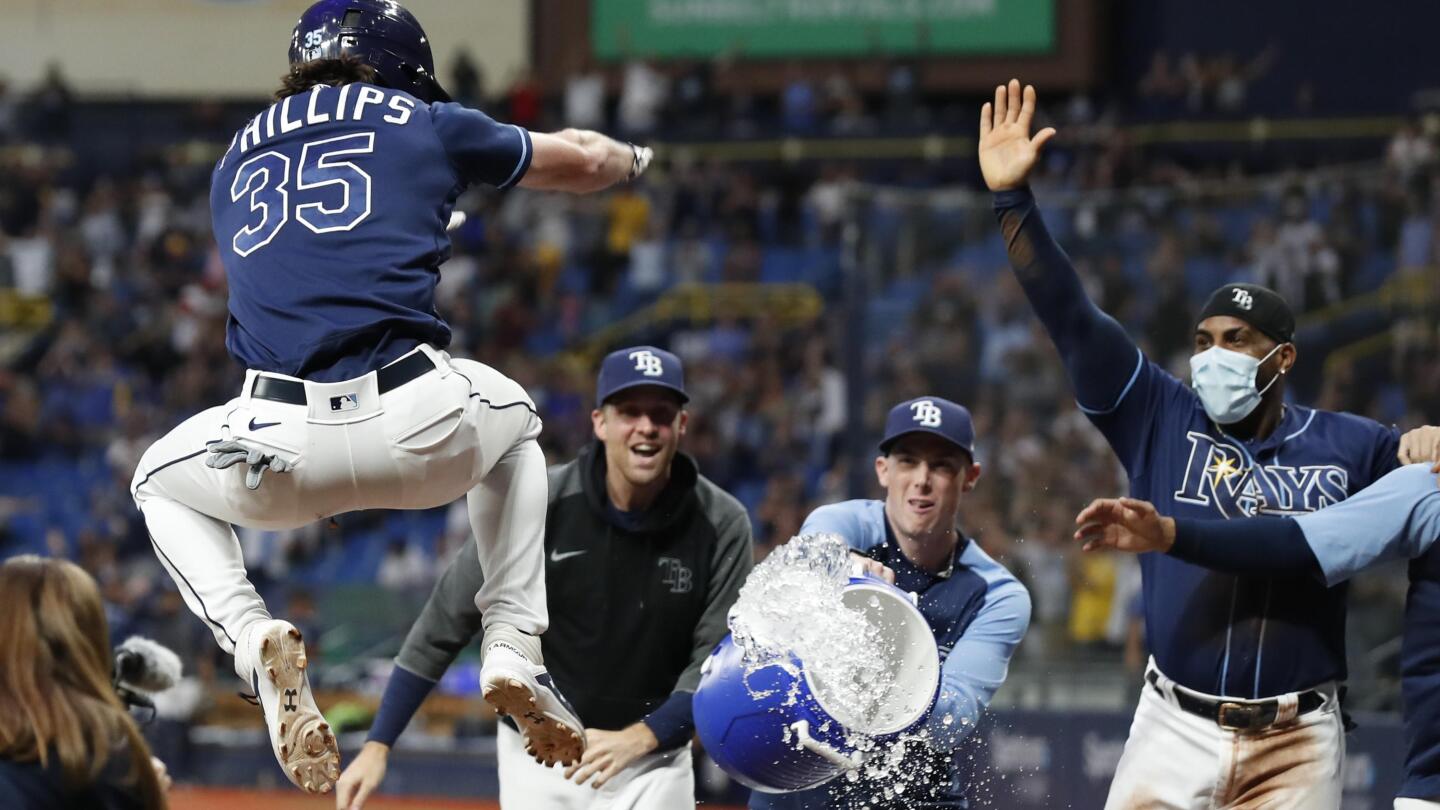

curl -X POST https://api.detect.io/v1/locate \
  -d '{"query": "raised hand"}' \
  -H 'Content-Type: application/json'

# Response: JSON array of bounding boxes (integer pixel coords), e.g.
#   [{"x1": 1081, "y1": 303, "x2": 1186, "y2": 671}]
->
[
  {"x1": 1074, "y1": 497, "x2": 1174, "y2": 554},
  {"x1": 978, "y1": 79, "x2": 1057, "y2": 192}
]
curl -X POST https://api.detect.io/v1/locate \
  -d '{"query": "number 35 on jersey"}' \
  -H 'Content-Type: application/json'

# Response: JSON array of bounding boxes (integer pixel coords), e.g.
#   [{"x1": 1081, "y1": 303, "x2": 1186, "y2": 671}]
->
[{"x1": 230, "y1": 133, "x2": 374, "y2": 256}]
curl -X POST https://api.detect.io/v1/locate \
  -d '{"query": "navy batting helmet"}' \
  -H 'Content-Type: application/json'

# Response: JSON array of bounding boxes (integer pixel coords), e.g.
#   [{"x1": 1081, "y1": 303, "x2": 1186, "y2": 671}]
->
[{"x1": 289, "y1": 0, "x2": 451, "y2": 104}]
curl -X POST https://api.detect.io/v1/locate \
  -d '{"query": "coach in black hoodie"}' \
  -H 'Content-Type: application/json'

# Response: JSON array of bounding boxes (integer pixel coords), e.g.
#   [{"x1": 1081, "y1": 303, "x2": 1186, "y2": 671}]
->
[{"x1": 335, "y1": 346, "x2": 754, "y2": 810}]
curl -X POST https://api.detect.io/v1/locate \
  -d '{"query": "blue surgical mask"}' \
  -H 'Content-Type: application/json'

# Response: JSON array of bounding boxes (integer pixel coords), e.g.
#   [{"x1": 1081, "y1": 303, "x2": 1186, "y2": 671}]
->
[{"x1": 1189, "y1": 344, "x2": 1286, "y2": 425}]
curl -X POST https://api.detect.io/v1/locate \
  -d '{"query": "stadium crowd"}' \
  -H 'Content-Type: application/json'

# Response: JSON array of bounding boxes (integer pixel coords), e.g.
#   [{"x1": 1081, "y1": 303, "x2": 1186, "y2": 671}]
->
[{"x1": 0, "y1": 61, "x2": 1436, "y2": 732}]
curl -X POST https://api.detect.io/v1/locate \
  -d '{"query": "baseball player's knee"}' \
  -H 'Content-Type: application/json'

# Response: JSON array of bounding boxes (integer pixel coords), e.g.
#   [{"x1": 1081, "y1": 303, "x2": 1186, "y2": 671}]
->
[{"x1": 130, "y1": 440, "x2": 168, "y2": 502}]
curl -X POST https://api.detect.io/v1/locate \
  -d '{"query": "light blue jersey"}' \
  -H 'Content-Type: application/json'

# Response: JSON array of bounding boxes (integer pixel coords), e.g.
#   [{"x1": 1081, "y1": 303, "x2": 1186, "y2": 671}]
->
[
  {"x1": 1298, "y1": 463, "x2": 1440, "y2": 586},
  {"x1": 752, "y1": 499, "x2": 1031, "y2": 810},
  {"x1": 1297, "y1": 464, "x2": 1440, "y2": 800}
]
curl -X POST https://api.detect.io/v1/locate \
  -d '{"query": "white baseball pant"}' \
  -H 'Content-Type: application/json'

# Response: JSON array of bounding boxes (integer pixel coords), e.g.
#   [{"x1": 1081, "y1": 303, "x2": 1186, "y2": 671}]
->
[
  {"x1": 1103, "y1": 660, "x2": 1343, "y2": 810},
  {"x1": 496, "y1": 723, "x2": 694, "y2": 810},
  {"x1": 1395, "y1": 800, "x2": 1440, "y2": 809},
  {"x1": 130, "y1": 345, "x2": 548, "y2": 675}
]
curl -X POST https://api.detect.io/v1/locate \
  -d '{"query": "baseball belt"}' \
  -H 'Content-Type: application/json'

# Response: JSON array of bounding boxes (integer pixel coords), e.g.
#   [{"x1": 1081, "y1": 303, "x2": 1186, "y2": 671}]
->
[
  {"x1": 1146, "y1": 670, "x2": 1326, "y2": 732},
  {"x1": 250, "y1": 350, "x2": 436, "y2": 406}
]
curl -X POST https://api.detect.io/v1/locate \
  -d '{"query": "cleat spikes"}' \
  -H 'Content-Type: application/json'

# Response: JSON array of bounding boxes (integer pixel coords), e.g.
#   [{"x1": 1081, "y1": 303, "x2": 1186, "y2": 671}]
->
[{"x1": 247, "y1": 621, "x2": 340, "y2": 795}]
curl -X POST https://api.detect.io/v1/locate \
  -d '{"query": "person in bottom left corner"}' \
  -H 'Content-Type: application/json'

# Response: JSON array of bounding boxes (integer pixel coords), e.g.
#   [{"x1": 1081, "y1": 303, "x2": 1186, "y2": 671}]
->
[{"x1": 0, "y1": 555, "x2": 173, "y2": 810}]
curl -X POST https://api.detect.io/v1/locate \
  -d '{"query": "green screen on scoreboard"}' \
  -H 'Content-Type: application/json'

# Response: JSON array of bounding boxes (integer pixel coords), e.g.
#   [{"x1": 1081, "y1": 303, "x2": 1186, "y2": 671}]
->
[{"x1": 590, "y1": 0, "x2": 1056, "y2": 60}]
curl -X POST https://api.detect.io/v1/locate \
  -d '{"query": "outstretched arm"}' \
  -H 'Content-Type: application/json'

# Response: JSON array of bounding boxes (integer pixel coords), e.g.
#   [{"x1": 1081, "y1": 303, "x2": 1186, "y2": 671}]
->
[
  {"x1": 1076, "y1": 463, "x2": 1440, "y2": 585},
  {"x1": 1073, "y1": 497, "x2": 1323, "y2": 579},
  {"x1": 981, "y1": 81, "x2": 1145, "y2": 417},
  {"x1": 429, "y1": 102, "x2": 652, "y2": 193},
  {"x1": 521, "y1": 129, "x2": 652, "y2": 193}
]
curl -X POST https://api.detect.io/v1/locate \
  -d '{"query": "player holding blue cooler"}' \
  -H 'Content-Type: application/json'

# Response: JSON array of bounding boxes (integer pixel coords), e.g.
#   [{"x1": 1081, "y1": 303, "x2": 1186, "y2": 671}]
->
[
  {"x1": 979, "y1": 78, "x2": 1440, "y2": 808},
  {"x1": 1075, "y1": 461, "x2": 1440, "y2": 809},
  {"x1": 129, "y1": 0, "x2": 652, "y2": 795},
  {"x1": 751, "y1": 396, "x2": 1031, "y2": 810}
]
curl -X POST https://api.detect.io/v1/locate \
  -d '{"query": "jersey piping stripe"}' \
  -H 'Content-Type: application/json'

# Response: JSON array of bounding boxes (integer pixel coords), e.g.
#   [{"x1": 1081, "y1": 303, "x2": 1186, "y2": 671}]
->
[
  {"x1": 1220, "y1": 581, "x2": 1237, "y2": 693},
  {"x1": 1218, "y1": 436, "x2": 1258, "y2": 695},
  {"x1": 1282, "y1": 408, "x2": 1318, "y2": 442},
  {"x1": 1076, "y1": 346, "x2": 1145, "y2": 416},
  {"x1": 1253, "y1": 579, "x2": 1272, "y2": 698},
  {"x1": 148, "y1": 532, "x2": 236, "y2": 646},
  {"x1": 448, "y1": 365, "x2": 540, "y2": 417},
  {"x1": 473, "y1": 397, "x2": 538, "y2": 415},
  {"x1": 132, "y1": 439, "x2": 223, "y2": 490},
  {"x1": 499, "y1": 125, "x2": 530, "y2": 189}
]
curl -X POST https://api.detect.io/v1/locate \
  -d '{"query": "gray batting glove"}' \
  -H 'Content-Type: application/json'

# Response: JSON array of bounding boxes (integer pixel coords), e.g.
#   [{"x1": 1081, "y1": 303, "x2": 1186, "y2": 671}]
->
[{"x1": 206, "y1": 439, "x2": 294, "y2": 490}]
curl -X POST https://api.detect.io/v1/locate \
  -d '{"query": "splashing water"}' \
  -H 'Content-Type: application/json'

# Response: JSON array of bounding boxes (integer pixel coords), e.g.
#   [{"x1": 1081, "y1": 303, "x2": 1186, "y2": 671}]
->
[
  {"x1": 730, "y1": 533, "x2": 974, "y2": 808},
  {"x1": 729, "y1": 533, "x2": 899, "y2": 732}
]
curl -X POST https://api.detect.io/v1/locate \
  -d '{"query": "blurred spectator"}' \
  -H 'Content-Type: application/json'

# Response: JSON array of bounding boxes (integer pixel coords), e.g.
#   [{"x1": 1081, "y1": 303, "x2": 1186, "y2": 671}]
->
[
  {"x1": 0, "y1": 76, "x2": 18, "y2": 142},
  {"x1": 28, "y1": 63, "x2": 74, "y2": 141},
  {"x1": 780, "y1": 65, "x2": 817, "y2": 135},
  {"x1": 599, "y1": 183, "x2": 651, "y2": 295},
  {"x1": 1137, "y1": 50, "x2": 1184, "y2": 114},
  {"x1": 449, "y1": 50, "x2": 485, "y2": 108},
  {"x1": 503, "y1": 70, "x2": 541, "y2": 129},
  {"x1": 376, "y1": 540, "x2": 432, "y2": 590},
  {"x1": 617, "y1": 59, "x2": 667, "y2": 137},
  {"x1": 883, "y1": 60, "x2": 920, "y2": 129},
  {"x1": 1258, "y1": 186, "x2": 1341, "y2": 308},
  {"x1": 1068, "y1": 552, "x2": 1117, "y2": 648},
  {"x1": 1387, "y1": 118, "x2": 1435, "y2": 182},
  {"x1": 563, "y1": 55, "x2": 606, "y2": 130},
  {"x1": 670, "y1": 59, "x2": 714, "y2": 135}
]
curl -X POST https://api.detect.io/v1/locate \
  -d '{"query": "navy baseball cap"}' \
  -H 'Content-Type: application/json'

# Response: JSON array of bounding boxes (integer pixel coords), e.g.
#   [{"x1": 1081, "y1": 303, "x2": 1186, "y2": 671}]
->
[
  {"x1": 596, "y1": 346, "x2": 689, "y2": 405},
  {"x1": 879, "y1": 396, "x2": 975, "y2": 457}
]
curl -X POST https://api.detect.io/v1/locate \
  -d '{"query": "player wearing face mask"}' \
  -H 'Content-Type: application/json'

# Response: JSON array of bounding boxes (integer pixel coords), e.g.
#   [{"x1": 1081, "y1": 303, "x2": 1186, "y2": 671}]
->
[{"x1": 981, "y1": 78, "x2": 1440, "y2": 809}]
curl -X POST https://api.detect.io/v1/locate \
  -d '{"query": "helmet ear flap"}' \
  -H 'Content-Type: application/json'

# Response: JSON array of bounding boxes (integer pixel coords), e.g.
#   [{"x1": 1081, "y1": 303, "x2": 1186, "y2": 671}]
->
[{"x1": 392, "y1": 61, "x2": 449, "y2": 103}]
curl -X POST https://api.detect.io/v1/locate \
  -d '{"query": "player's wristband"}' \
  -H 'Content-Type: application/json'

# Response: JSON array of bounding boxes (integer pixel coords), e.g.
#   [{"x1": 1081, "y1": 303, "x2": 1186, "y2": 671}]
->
[
  {"x1": 367, "y1": 665, "x2": 438, "y2": 746},
  {"x1": 627, "y1": 143, "x2": 641, "y2": 181},
  {"x1": 626, "y1": 142, "x2": 652, "y2": 181}
]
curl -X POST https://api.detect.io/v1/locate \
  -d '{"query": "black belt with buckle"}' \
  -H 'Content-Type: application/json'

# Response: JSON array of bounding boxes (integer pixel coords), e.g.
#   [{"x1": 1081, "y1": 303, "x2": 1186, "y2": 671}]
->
[
  {"x1": 1146, "y1": 670, "x2": 1326, "y2": 731},
  {"x1": 251, "y1": 351, "x2": 435, "y2": 406}
]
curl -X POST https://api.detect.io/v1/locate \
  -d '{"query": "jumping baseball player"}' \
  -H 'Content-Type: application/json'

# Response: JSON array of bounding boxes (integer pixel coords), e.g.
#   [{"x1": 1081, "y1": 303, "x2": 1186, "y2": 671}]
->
[
  {"x1": 129, "y1": 0, "x2": 652, "y2": 795},
  {"x1": 332, "y1": 346, "x2": 754, "y2": 810},
  {"x1": 980, "y1": 79, "x2": 1438, "y2": 808},
  {"x1": 1074, "y1": 461, "x2": 1440, "y2": 809},
  {"x1": 752, "y1": 396, "x2": 1031, "y2": 810}
]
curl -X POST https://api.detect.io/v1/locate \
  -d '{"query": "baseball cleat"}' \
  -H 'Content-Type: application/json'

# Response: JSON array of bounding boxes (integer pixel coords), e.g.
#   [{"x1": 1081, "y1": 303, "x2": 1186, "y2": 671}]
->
[
  {"x1": 239, "y1": 620, "x2": 340, "y2": 794},
  {"x1": 480, "y1": 644, "x2": 586, "y2": 767}
]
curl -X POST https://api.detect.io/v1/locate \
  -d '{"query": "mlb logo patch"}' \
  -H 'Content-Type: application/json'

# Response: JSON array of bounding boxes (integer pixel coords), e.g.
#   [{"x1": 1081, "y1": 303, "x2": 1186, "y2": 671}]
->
[{"x1": 330, "y1": 393, "x2": 359, "y2": 412}]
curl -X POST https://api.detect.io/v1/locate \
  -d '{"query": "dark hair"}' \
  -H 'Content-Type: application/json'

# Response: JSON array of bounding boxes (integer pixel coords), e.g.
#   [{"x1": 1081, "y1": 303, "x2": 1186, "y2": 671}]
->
[
  {"x1": 275, "y1": 55, "x2": 378, "y2": 100},
  {"x1": 0, "y1": 556, "x2": 166, "y2": 809}
]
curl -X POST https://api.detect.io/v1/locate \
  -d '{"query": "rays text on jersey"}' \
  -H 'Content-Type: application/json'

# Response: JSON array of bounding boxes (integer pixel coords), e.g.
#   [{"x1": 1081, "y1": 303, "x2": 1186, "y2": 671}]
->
[{"x1": 1173, "y1": 431, "x2": 1349, "y2": 517}]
